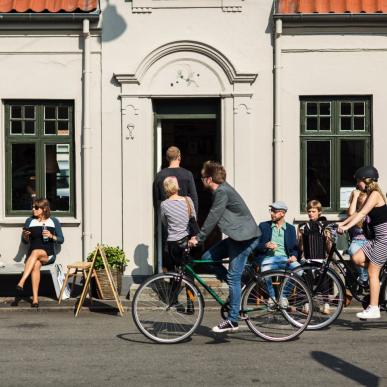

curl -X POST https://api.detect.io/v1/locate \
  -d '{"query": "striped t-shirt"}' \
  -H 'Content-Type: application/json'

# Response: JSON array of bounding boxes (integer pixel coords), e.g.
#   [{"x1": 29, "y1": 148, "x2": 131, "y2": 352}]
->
[{"x1": 160, "y1": 197, "x2": 197, "y2": 241}]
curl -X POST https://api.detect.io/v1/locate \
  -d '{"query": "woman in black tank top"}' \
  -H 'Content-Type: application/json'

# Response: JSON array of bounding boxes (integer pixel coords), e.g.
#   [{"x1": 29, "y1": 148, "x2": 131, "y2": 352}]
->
[
  {"x1": 337, "y1": 166, "x2": 387, "y2": 320},
  {"x1": 16, "y1": 198, "x2": 64, "y2": 308}
]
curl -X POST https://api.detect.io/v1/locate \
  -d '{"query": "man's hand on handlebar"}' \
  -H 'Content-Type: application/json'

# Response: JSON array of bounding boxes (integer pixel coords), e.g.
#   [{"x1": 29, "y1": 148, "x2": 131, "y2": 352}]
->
[{"x1": 188, "y1": 236, "x2": 199, "y2": 248}]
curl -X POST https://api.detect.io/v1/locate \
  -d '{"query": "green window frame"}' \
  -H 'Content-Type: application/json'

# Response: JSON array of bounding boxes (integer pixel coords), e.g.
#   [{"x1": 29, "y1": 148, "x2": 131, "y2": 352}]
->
[
  {"x1": 5, "y1": 100, "x2": 75, "y2": 217},
  {"x1": 300, "y1": 96, "x2": 372, "y2": 213}
]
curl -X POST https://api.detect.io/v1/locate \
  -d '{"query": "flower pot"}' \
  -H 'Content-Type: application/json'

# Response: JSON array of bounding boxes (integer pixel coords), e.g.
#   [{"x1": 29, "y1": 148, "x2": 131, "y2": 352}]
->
[{"x1": 96, "y1": 268, "x2": 123, "y2": 299}]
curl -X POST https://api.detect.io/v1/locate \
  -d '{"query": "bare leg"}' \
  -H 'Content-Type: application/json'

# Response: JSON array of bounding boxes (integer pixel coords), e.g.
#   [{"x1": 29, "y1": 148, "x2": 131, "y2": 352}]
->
[
  {"x1": 17, "y1": 249, "x2": 48, "y2": 288},
  {"x1": 352, "y1": 249, "x2": 367, "y2": 268},
  {"x1": 368, "y1": 262, "x2": 382, "y2": 306},
  {"x1": 31, "y1": 260, "x2": 42, "y2": 304}
]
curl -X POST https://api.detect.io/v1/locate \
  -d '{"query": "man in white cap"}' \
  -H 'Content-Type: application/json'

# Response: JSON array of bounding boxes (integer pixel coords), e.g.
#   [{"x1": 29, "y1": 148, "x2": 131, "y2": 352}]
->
[{"x1": 255, "y1": 201, "x2": 300, "y2": 306}]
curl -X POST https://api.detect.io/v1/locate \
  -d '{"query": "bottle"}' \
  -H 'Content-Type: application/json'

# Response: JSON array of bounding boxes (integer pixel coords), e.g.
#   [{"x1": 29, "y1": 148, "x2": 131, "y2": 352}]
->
[{"x1": 42, "y1": 223, "x2": 48, "y2": 243}]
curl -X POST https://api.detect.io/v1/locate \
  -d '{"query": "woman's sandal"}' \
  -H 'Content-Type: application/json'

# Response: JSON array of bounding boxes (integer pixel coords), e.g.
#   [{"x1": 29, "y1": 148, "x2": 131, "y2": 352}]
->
[{"x1": 31, "y1": 302, "x2": 39, "y2": 308}]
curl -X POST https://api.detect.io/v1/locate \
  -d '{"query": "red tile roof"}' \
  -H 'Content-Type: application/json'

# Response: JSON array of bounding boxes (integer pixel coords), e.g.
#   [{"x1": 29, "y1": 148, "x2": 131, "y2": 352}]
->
[
  {"x1": 277, "y1": 0, "x2": 387, "y2": 14},
  {"x1": 0, "y1": 0, "x2": 98, "y2": 13}
]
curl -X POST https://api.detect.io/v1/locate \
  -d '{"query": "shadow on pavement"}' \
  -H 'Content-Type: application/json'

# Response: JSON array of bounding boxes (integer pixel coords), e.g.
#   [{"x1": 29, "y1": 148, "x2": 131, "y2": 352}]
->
[
  {"x1": 333, "y1": 317, "x2": 387, "y2": 331},
  {"x1": 311, "y1": 351, "x2": 379, "y2": 386}
]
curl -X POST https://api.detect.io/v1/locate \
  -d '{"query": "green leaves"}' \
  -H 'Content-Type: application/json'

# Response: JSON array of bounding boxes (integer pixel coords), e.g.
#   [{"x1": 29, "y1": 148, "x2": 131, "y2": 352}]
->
[{"x1": 87, "y1": 245, "x2": 128, "y2": 271}]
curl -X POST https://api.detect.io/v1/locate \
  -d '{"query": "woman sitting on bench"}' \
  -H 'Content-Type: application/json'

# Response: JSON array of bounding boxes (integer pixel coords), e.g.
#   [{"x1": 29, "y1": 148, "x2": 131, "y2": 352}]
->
[{"x1": 16, "y1": 198, "x2": 64, "y2": 307}]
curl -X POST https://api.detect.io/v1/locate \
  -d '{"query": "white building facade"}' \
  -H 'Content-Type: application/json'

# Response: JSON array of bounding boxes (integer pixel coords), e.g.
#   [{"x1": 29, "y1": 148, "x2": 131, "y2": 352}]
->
[{"x1": 0, "y1": 0, "x2": 386, "y2": 294}]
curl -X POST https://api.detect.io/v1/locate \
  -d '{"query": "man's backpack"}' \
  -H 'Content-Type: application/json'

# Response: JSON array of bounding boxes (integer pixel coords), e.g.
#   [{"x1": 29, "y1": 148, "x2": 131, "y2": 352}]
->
[{"x1": 302, "y1": 221, "x2": 326, "y2": 260}]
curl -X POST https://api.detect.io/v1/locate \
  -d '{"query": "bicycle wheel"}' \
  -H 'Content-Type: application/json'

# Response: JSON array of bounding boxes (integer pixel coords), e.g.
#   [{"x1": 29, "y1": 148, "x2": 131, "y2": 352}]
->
[
  {"x1": 292, "y1": 264, "x2": 345, "y2": 330},
  {"x1": 132, "y1": 273, "x2": 204, "y2": 344},
  {"x1": 242, "y1": 270, "x2": 312, "y2": 342}
]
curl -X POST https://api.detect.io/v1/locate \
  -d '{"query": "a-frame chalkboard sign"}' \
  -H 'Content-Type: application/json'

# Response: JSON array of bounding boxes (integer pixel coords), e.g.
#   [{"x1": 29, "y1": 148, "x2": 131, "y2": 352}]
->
[{"x1": 75, "y1": 244, "x2": 125, "y2": 317}]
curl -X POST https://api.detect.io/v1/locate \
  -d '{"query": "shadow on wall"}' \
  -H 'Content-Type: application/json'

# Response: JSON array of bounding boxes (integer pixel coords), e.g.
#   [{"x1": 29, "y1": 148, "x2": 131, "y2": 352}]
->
[
  {"x1": 102, "y1": 0, "x2": 127, "y2": 43},
  {"x1": 131, "y1": 243, "x2": 153, "y2": 284},
  {"x1": 311, "y1": 351, "x2": 379, "y2": 386},
  {"x1": 13, "y1": 241, "x2": 28, "y2": 263}
]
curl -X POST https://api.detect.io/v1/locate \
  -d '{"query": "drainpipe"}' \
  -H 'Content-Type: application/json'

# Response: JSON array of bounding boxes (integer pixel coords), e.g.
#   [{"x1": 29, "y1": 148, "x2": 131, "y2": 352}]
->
[
  {"x1": 82, "y1": 18, "x2": 91, "y2": 260},
  {"x1": 274, "y1": 18, "x2": 282, "y2": 201}
]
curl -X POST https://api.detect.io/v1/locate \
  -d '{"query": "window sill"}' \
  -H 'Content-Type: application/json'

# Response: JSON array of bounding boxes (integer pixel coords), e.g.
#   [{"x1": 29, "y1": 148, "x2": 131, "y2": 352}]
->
[{"x1": 0, "y1": 217, "x2": 81, "y2": 226}]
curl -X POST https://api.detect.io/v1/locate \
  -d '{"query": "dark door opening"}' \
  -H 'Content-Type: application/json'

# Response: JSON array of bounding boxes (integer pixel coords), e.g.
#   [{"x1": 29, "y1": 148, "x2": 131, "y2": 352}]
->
[{"x1": 154, "y1": 99, "x2": 221, "y2": 265}]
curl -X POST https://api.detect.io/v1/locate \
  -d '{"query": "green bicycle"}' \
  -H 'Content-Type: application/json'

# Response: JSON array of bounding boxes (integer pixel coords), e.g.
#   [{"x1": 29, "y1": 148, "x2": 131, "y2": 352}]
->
[{"x1": 132, "y1": 252, "x2": 313, "y2": 344}]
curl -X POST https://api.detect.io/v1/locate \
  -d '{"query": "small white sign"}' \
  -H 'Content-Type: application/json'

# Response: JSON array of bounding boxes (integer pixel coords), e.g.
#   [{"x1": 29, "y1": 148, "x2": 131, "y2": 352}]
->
[{"x1": 340, "y1": 187, "x2": 354, "y2": 208}]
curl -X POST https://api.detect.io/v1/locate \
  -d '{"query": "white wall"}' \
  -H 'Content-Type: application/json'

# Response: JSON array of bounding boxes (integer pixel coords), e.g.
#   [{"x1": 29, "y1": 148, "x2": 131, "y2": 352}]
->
[{"x1": 280, "y1": 27, "x2": 387, "y2": 222}]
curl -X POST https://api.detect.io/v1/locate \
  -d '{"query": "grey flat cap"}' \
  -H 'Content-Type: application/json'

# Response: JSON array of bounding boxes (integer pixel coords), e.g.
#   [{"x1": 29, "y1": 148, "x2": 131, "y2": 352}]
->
[{"x1": 269, "y1": 201, "x2": 288, "y2": 211}]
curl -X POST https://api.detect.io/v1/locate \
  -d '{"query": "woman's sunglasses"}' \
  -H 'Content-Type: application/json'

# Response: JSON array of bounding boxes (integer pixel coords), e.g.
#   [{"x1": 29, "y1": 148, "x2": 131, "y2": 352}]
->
[{"x1": 32, "y1": 205, "x2": 42, "y2": 210}]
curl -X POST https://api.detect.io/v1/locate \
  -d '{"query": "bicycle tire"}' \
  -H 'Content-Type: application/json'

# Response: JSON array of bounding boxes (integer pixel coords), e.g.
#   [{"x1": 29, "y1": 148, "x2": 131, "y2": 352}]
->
[
  {"x1": 242, "y1": 270, "x2": 312, "y2": 342},
  {"x1": 291, "y1": 264, "x2": 345, "y2": 330},
  {"x1": 132, "y1": 272, "x2": 204, "y2": 344}
]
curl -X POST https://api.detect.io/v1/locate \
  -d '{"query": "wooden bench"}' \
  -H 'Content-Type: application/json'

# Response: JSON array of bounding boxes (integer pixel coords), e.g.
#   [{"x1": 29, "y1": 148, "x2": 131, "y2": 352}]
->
[{"x1": 0, "y1": 262, "x2": 61, "y2": 299}]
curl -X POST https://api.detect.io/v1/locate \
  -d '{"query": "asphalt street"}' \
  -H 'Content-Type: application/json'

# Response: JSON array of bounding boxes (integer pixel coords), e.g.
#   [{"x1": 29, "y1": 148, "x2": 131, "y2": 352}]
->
[{"x1": 0, "y1": 308, "x2": 386, "y2": 386}]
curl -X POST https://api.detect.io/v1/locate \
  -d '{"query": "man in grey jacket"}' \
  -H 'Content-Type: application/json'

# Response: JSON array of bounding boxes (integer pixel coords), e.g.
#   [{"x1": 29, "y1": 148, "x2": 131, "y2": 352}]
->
[{"x1": 189, "y1": 161, "x2": 260, "y2": 333}]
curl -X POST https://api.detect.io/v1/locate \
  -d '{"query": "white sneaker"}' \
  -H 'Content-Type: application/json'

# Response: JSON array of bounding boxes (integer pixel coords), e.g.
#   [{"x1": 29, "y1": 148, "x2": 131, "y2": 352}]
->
[
  {"x1": 302, "y1": 302, "x2": 310, "y2": 314},
  {"x1": 322, "y1": 303, "x2": 331, "y2": 315},
  {"x1": 279, "y1": 297, "x2": 289, "y2": 309},
  {"x1": 267, "y1": 298, "x2": 275, "y2": 307},
  {"x1": 356, "y1": 305, "x2": 381, "y2": 320}
]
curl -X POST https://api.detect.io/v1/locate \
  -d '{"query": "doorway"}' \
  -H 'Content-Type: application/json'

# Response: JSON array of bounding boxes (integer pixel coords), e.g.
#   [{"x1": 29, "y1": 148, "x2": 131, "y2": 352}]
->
[{"x1": 154, "y1": 99, "x2": 221, "y2": 270}]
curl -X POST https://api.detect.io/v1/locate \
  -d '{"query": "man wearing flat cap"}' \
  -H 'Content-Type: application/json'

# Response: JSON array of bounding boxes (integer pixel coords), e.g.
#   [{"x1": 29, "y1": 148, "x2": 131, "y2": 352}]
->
[{"x1": 255, "y1": 201, "x2": 300, "y2": 273}]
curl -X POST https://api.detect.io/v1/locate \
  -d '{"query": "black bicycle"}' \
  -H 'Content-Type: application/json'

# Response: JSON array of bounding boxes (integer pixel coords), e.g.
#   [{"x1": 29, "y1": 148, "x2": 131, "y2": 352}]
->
[
  {"x1": 292, "y1": 223, "x2": 387, "y2": 330},
  {"x1": 132, "y1": 250, "x2": 313, "y2": 343}
]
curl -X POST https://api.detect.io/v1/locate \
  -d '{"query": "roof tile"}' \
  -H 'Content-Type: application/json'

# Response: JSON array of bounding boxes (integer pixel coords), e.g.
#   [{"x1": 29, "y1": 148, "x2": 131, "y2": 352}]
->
[
  {"x1": 0, "y1": 0, "x2": 98, "y2": 13},
  {"x1": 277, "y1": 0, "x2": 387, "y2": 14}
]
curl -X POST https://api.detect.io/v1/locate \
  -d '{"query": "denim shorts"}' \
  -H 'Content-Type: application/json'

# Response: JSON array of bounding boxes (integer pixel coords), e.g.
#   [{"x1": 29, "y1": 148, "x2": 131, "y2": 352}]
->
[{"x1": 348, "y1": 239, "x2": 367, "y2": 257}]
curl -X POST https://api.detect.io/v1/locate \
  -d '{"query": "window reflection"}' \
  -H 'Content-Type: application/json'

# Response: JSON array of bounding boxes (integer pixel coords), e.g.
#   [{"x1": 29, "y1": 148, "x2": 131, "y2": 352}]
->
[
  {"x1": 45, "y1": 144, "x2": 70, "y2": 211},
  {"x1": 306, "y1": 141, "x2": 331, "y2": 207},
  {"x1": 12, "y1": 144, "x2": 36, "y2": 210}
]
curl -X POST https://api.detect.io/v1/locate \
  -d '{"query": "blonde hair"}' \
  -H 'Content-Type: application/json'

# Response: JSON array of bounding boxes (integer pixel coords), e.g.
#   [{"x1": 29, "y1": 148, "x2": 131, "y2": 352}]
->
[
  {"x1": 364, "y1": 179, "x2": 387, "y2": 204},
  {"x1": 163, "y1": 176, "x2": 179, "y2": 197},
  {"x1": 166, "y1": 146, "x2": 181, "y2": 163},
  {"x1": 306, "y1": 200, "x2": 322, "y2": 212}
]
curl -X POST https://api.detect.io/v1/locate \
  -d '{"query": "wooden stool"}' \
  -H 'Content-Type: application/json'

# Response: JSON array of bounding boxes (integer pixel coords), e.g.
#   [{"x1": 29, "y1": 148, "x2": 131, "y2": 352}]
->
[{"x1": 58, "y1": 261, "x2": 104, "y2": 303}]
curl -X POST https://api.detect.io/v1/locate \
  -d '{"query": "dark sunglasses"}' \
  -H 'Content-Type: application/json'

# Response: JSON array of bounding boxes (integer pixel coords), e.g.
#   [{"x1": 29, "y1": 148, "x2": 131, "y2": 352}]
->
[{"x1": 32, "y1": 205, "x2": 42, "y2": 210}]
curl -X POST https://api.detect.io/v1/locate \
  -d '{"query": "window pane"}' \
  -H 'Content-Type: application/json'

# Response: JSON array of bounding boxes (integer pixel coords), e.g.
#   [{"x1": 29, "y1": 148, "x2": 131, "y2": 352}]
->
[
  {"x1": 320, "y1": 103, "x2": 331, "y2": 116},
  {"x1": 24, "y1": 106, "x2": 35, "y2": 119},
  {"x1": 11, "y1": 144, "x2": 36, "y2": 211},
  {"x1": 307, "y1": 103, "x2": 317, "y2": 115},
  {"x1": 341, "y1": 117, "x2": 352, "y2": 131},
  {"x1": 341, "y1": 102, "x2": 351, "y2": 115},
  {"x1": 11, "y1": 106, "x2": 22, "y2": 119},
  {"x1": 45, "y1": 106, "x2": 56, "y2": 119},
  {"x1": 320, "y1": 117, "x2": 331, "y2": 131},
  {"x1": 58, "y1": 121, "x2": 69, "y2": 135},
  {"x1": 341, "y1": 140, "x2": 365, "y2": 187},
  {"x1": 58, "y1": 107, "x2": 68, "y2": 119},
  {"x1": 25, "y1": 121, "x2": 35, "y2": 134},
  {"x1": 11, "y1": 121, "x2": 22, "y2": 134},
  {"x1": 354, "y1": 117, "x2": 364, "y2": 131},
  {"x1": 354, "y1": 102, "x2": 365, "y2": 116},
  {"x1": 306, "y1": 141, "x2": 331, "y2": 207},
  {"x1": 306, "y1": 117, "x2": 318, "y2": 131},
  {"x1": 45, "y1": 121, "x2": 56, "y2": 135},
  {"x1": 45, "y1": 144, "x2": 70, "y2": 211}
]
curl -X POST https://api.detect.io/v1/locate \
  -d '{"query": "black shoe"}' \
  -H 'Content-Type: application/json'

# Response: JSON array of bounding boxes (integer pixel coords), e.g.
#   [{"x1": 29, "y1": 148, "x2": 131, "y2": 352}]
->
[
  {"x1": 16, "y1": 285, "x2": 23, "y2": 297},
  {"x1": 212, "y1": 319, "x2": 239, "y2": 333},
  {"x1": 186, "y1": 299, "x2": 195, "y2": 315},
  {"x1": 31, "y1": 302, "x2": 39, "y2": 308}
]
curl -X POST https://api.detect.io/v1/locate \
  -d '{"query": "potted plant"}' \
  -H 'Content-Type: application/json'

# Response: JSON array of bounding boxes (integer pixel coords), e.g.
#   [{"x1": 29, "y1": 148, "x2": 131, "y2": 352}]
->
[{"x1": 87, "y1": 245, "x2": 128, "y2": 299}]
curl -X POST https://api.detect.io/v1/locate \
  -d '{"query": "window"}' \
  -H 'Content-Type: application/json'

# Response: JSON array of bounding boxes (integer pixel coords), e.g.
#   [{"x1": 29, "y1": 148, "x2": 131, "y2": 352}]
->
[
  {"x1": 300, "y1": 97, "x2": 372, "y2": 212},
  {"x1": 5, "y1": 101, "x2": 75, "y2": 216}
]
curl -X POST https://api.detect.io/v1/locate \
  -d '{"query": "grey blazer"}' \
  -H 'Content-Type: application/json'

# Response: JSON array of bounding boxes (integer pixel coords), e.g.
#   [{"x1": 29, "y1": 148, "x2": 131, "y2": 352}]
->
[{"x1": 197, "y1": 182, "x2": 260, "y2": 243}]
